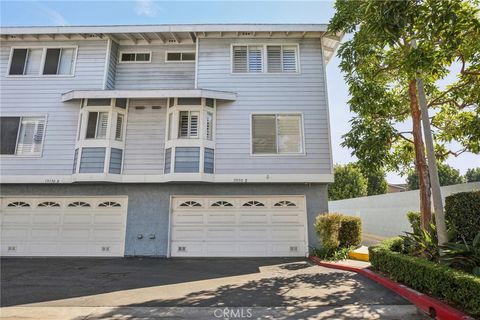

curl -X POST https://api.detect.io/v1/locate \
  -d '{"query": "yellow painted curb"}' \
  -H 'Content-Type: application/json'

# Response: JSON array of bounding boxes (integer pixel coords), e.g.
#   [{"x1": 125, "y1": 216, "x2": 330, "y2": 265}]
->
[{"x1": 348, "y1": 246, "x2": 370, "y2": 262}]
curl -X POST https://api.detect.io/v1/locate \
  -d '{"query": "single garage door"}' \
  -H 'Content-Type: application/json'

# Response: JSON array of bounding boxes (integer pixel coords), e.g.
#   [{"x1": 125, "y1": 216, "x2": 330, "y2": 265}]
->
[
  {"x1": 0, "y1": 196, "x2": 128, "y2": 257},
  {"x1": 170, "y1": 196, "x2": 307, "y2": 257}
]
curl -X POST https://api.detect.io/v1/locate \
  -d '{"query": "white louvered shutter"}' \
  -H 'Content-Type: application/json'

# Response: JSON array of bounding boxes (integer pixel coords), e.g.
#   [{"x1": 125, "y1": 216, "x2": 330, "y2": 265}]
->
[
  {"x1": 189, "y1": 111, "x2": 199, "y2": 138},
  {"x1": 267, "y1": 46, "x2": 282, "y2": 72},
  {"x1": 248, "y1": 46, "x2": 263, "y2": 73},
  {"x1": 115, "y1": 113, "x2": 124, "y2": 141},
  {"x1": 277, "y1": 115, "x2": 302, "y2": 153},
  {"x1": 96, "y1": 112, "x2": 109, "y2": 139},
  {"x1": 24, "y1": 48, "x2": 43, "y2": 75},
  {"x1": 179, "y1": 111, "x2": 189, "y2": 138},
  {"x1": 233, "y1": 46, "x2": 247, "y2": 73},
  {"x1": 205, "y1": 112, "x2": 213, "y2": 140},
  {"x1": 16, "y1": 117, "x2": 45, "y2": 155},
  {"x1": 282, "y1": 46, "x2": 297, "y2": 72}
]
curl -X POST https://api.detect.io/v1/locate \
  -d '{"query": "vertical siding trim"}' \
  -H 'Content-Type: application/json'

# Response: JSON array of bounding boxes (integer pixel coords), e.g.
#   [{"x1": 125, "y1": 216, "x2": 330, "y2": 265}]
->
[
  {"x1": 320, "y1": 35, "x2": 334, "y2": 174},
  {"x1": 194, "y1": 37, "x2": 199, "y2": 88},
  {"x1": 102, "y1": 38, "x2": 112, "y2": 90}
]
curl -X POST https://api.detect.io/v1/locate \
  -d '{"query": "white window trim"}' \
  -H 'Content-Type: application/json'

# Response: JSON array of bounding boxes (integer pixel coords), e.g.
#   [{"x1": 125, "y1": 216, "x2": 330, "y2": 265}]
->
[
  {"x1": 118, "y1": 51, "x2": 152, "y2": 63},
  {"x1": 0, "y1": 114, "x2": 48, "y2": 158},
  {"x1": 6, "y1": 46, "x2": 78, "y2": 78},
  {"x1": 250, "y1": 112, "x2": 306, "y2": 157},
  {"x1": 165, "y1": 50, "x2": 196, "y2": 63},
  {"x1": 230, "y1": 43, "x2": 301, "y2": 75}
]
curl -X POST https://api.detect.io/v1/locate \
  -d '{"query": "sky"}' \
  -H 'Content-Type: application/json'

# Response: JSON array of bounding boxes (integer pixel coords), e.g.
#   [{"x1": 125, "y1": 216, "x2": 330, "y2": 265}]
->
[{"x1": 1, "y1": 0, "x2": 478, "y2": 183}]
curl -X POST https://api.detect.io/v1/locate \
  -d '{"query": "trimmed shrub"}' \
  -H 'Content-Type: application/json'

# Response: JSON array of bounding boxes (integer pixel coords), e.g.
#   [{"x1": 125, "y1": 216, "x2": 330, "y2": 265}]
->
[
  {"x1": 339, "y1": 216, "x2": 362, "y2": 247},
  {"x1": 314, "y1": 213, "x2": 343, "y2": 250},
  {"x1": 370, "y1": 238, "x2": 480, "y2": 316},
  {"x1": 445, "y1": 191, "x2": 480, "y2": 242}
]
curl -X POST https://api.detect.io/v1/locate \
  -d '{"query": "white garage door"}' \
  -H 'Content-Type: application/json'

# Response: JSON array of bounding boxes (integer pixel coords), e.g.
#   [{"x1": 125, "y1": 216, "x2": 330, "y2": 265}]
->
[
  {"x1": 0, "y1": 196, "x2": 128, "y2": 257},
  {"x1": 170, "y1": 196, "x2": 307, "y2": 257}
]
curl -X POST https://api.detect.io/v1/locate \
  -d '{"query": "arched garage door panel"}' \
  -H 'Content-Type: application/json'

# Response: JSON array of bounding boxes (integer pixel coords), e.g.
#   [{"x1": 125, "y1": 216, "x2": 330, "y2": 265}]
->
[
  {"x1": 170, "y1": 196, "x2": 307, "y2": 257},
  {"x1": 1, "y1": 196, "x2": 128, "y2": 257}
]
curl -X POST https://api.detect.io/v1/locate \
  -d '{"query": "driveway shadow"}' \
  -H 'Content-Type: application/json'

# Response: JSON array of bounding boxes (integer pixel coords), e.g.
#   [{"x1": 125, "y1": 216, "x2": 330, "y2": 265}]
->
[{"x1": 0, "y1": 257, "x2": 304, "y2": 307}]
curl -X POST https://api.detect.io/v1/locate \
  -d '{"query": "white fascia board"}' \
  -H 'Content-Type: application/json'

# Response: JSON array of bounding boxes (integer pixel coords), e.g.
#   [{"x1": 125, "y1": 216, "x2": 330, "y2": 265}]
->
[
  {"x1": 1, "y1": 24, "x2": 329, "y2": 35},
  {"x1": 0, "y1": 173, "x2": 334, "y2": 184},
  {"x1": 62, "y1": 89, "x2": 237, "y2": 102}
]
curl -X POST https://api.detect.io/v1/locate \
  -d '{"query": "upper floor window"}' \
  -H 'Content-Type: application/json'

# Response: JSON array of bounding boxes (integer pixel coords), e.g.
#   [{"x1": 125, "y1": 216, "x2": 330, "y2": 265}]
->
[
  {"x1": 8, "y1": 47, "x2": 76, "y2": 76},
  {"x1": 85, "y1": 112, "x2": 109, "y2": 139},
  {"x1": 232, "y1": 44, "x2": 299, "y2": 74},
  {"x1": 178, "y1": 111, "x2": 199, "y2": 139},
  {"x1": 119, "y1": 52, "x2": 151, "y2": 63},
  {"x1": 166, "y1": 52, "x2": 195, "y2": 62},
  {"x1": 251, "y1": 114, "x2": 303, "y2": 155},
  {"x1": 0, "y1": 116, "x2": 46, "y2": 156},
  {"x1": 78, "y1": 99, "x2": 126, "y2": 141}
]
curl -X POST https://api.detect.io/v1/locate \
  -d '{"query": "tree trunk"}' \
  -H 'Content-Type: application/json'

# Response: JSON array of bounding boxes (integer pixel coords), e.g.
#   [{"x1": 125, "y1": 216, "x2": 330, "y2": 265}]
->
[{"x1": 408, "y1": 80, "x2": 432, "y2": 229}]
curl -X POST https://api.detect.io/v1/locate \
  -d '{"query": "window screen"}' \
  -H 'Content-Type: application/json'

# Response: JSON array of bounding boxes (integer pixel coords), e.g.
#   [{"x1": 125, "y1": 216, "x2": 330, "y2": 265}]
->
[
  {"x1": 24, "y1": 48, "x2": 43, "y2": 75},
  {"x1": 9, "y1": 49, "x2": 28, "y2": 75},
  {"x1": 0, "y1": 117, "x2": 21, "y2": 154},
  {"x1": 16, "y1": 117, "x2": 45, "y2": 155},
  {"x1": 252, "y1": 115, "x2": 277, "y2": 154},
  {"x1": 166, "y1": 52, "x2": 195, "y2": 61}
]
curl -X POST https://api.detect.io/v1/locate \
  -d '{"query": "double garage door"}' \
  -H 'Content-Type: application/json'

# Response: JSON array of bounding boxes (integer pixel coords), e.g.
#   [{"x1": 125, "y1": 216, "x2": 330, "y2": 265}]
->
[
  {"x1": 170, "y1": 196, "x2": 307, "y2": 257},
  {"x1": 0, "y1": 196, "x2": 128, "y2": 257}
]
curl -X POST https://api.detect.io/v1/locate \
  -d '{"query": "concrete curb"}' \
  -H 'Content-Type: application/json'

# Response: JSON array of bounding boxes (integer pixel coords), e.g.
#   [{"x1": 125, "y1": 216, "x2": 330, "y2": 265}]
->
[{"x1": 309, "y1": 256, "x2": 474, "y2": 320}]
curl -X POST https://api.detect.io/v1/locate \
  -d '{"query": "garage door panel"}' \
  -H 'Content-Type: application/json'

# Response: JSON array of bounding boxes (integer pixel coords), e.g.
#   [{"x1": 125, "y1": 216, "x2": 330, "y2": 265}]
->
[
  {"x1": 206, "y1": 227, "x2": 235, "y2": 239},
  {"x1": 32, "y1": 213, "x2": 61, "y2": 224},
  {"x1": 171, "y1": 196, "x2": 307, "y2": 257},
  {"x1": 2, "y1": 213, "x2": 31, "y2": 224},
  {"x1": 1, "y1": 196, "x2": 127, "y2": 257},
  {"x1": 206, "y1": 213, "x2": 236, "y2": 224},
  {"x1": 31, "y1": 228, "x2": 59, "y2": 241},
  {"x1": 238, "y1": 228, "x2": 269, "y2": 240}
]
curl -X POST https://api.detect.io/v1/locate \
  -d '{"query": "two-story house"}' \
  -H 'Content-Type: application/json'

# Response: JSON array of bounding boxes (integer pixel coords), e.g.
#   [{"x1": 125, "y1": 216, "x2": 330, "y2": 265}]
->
[{"x1": 0, "y1": 24, "x2": 341, "y2": 257}]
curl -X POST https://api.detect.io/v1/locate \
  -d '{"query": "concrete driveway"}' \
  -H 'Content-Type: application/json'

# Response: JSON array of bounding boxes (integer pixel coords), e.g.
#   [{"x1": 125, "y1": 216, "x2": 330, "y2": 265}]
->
[{"x1": 0, "y1": 257, "x2": 425, "y2": 319}]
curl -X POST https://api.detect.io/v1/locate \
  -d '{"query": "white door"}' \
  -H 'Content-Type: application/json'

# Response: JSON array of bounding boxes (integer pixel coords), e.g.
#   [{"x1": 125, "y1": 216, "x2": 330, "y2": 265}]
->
[
  {"x1": 170, "y1": 196, "x2": 307, "y2": 257},
  {"x1": 1, "y1": 196, "x2": 128, "y2": 257}
]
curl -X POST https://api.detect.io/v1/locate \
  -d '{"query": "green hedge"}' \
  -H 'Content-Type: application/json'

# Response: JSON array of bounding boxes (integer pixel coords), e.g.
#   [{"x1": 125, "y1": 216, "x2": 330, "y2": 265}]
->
[
  {"x1": 339, "y1": 216, "x2": 362, "y2": 248},
  {"x1": 369, "y1": 238, "x2": 480, "y2": 316},
  {"x1": 445, "y1": 191, "x2": 480, "y2": 242},
  {"x1": 314, "y1": 213, "x2": 343, "y2": 249}
]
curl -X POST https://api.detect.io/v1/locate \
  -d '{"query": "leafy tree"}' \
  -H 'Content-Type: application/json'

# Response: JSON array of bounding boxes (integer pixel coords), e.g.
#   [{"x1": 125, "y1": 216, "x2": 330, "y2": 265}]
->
[
  {"x1": 465, "y1": 168, "x2": 480, "y2": 182},
  {"x1": 328, "y1": 164, "x2": 368, "y2": 200},
  {"x1": 329, "y1": 0, "x2": 480, "y2": 229},
  {"x1": 361, "y1": 167, "x2": 388, "y2": 196},
  {"x1": 406, "y1": 163, "x2": 465, "y2": 190}
]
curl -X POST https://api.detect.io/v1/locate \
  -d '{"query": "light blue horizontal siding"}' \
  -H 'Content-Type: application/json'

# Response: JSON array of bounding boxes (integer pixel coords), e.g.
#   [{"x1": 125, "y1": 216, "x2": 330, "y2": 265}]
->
[
  {"x1": 197, "y1": 37, "x2": 332, "y2": 175},
  {"x1": 0, "y1": 40, "x2": 108, "y2": 176},
  {"x1": 114, "y1": 44, "x2": 195, "y2": 89},
  {"x1": 79, "y1": 147, "x2": 105, "y2": 173}
]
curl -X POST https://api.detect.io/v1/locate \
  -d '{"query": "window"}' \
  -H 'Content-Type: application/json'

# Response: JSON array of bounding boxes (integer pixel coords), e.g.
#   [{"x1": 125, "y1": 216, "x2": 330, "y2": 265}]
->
[
  {"x1": 43, "y1": 48, "x2": 75, "y2": 75},
  {"x1": 120, "y1": 52, "x2": 151, "y2": 63},
  {"x1": 274, "y1": 200, "x2": 297, "y2": 207},
  {"x1": 85, "y1": 112, "x2": 109, "y2": 139},
  {"x1": 252, "y1": 114, "x2": 303, "y2": 154},
  {"x1": 267, "y1": 45, "x2": 298, "y2": 73},
  {"x1": 166, "y1": 52, "x2": 195, "y2": 62},
  {"x1": 177, "y1": 98, "x2": 202, "y2": 105},
  {"x1": 179, "y1": 201, "x2": 202, "y2": 207},
  {"x1": 0, "y1": 116, "x2": 46, "y2": 156},
  {"x1": 38, "y1": 201, "x2": 60, "y2": 208},
  {"x1": 205, "y1": 112, "x2": 214, "y2": 140},
  {"x1": 178, "y1": 111, "x2": 199, "y2": 139},
  {"x1": 86, "y1": 99, "x2": 111, "y2": 106},
  {"x1": 211, "y1": 201, "x2": 233, "y2": 207},
  {"x1": 7, "y1": 201, "x2": 30, "y2": 208},
  {"x1": 115, "y1": 114, "x2": 124, "y2": 141},
  {"x1": 68, "y1": 201, "x2": 91, "y2": 208},
  {"x1": 242, "y1": 200, "x2": 265, "y2": 207},
  {"x1": 174, "y1": 147, "x2": 200, "y2": 173},
  {"x1": 98, "y1": 201, "x2": 121, "y2": 208},
  {"x1": 232, "y1": 45, "x2": 263, "y2": 73},
  {"x1": 8, "y1": 47, "x2": 76, "y2": 76}
]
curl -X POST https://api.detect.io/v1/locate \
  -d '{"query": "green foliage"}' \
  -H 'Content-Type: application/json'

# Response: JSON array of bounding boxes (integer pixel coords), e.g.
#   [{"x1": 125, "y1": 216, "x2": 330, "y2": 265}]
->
[
  {"x1": 360, "y1": 167, "x2": 388, "y2": 196},
  {"x1": 329, "y1": 0, "x2": 480, "y2": 173},
  {"x1": 328, "y1": 164, "x2": 368, "y2": 200},
  {"x1": 445, "y1": 191, "x2": 480, "y2": 242},
  {"x1": 310, "y1": 246, "x2": 352, "y2": 262},
  {"x1": 338, "y1": 216, "x2": 362, "y2": 248},
  {"x1": 369, "y1": 242, "x2": 480, "y2": 316},
  {"x1": 406, "y1": 211, "x2": 421, "y2": 234},
  {"x1": 406, "y1": 162, "x2": 465, "y2": 190},
  {"x1": 314, "y1": 213, "x2": 343, "y2": 250},
  {"x1": 440, "y1": 232, "x2": 480, "y2": 276},
  {"x1": 465, "y1": 168, "x2": 480, "y2": 182},
  {"x1": 401, "y1": 221, "x2": 440, "y2": 261}
]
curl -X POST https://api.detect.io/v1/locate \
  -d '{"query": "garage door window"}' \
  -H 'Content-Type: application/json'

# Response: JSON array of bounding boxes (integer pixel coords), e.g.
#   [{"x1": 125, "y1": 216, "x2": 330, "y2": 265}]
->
[
  {"x1": 7, "y1": 201, "x2": 30, "y2": 208},
  {"x1": 68, "y1": 201, "x2": 91, "y2": 208},
  {"x1": 211, "y1": 201, "x2": 234, "y2": 207},
  {"x1": 179, "y1": 201, "x2": 202, "y2": 207},
  {"x1": 242, "y1": 200, "x2": 265, "y2": 207},
  {"x1": 38, "y1": 201, "x2": 60, "y2": 208},
  {"x1": 98, "y1": 201, "x2": 121, "y2": 208},
  {"x1": 274, "y1": 200, "x2": 297, "y2": 207}
]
